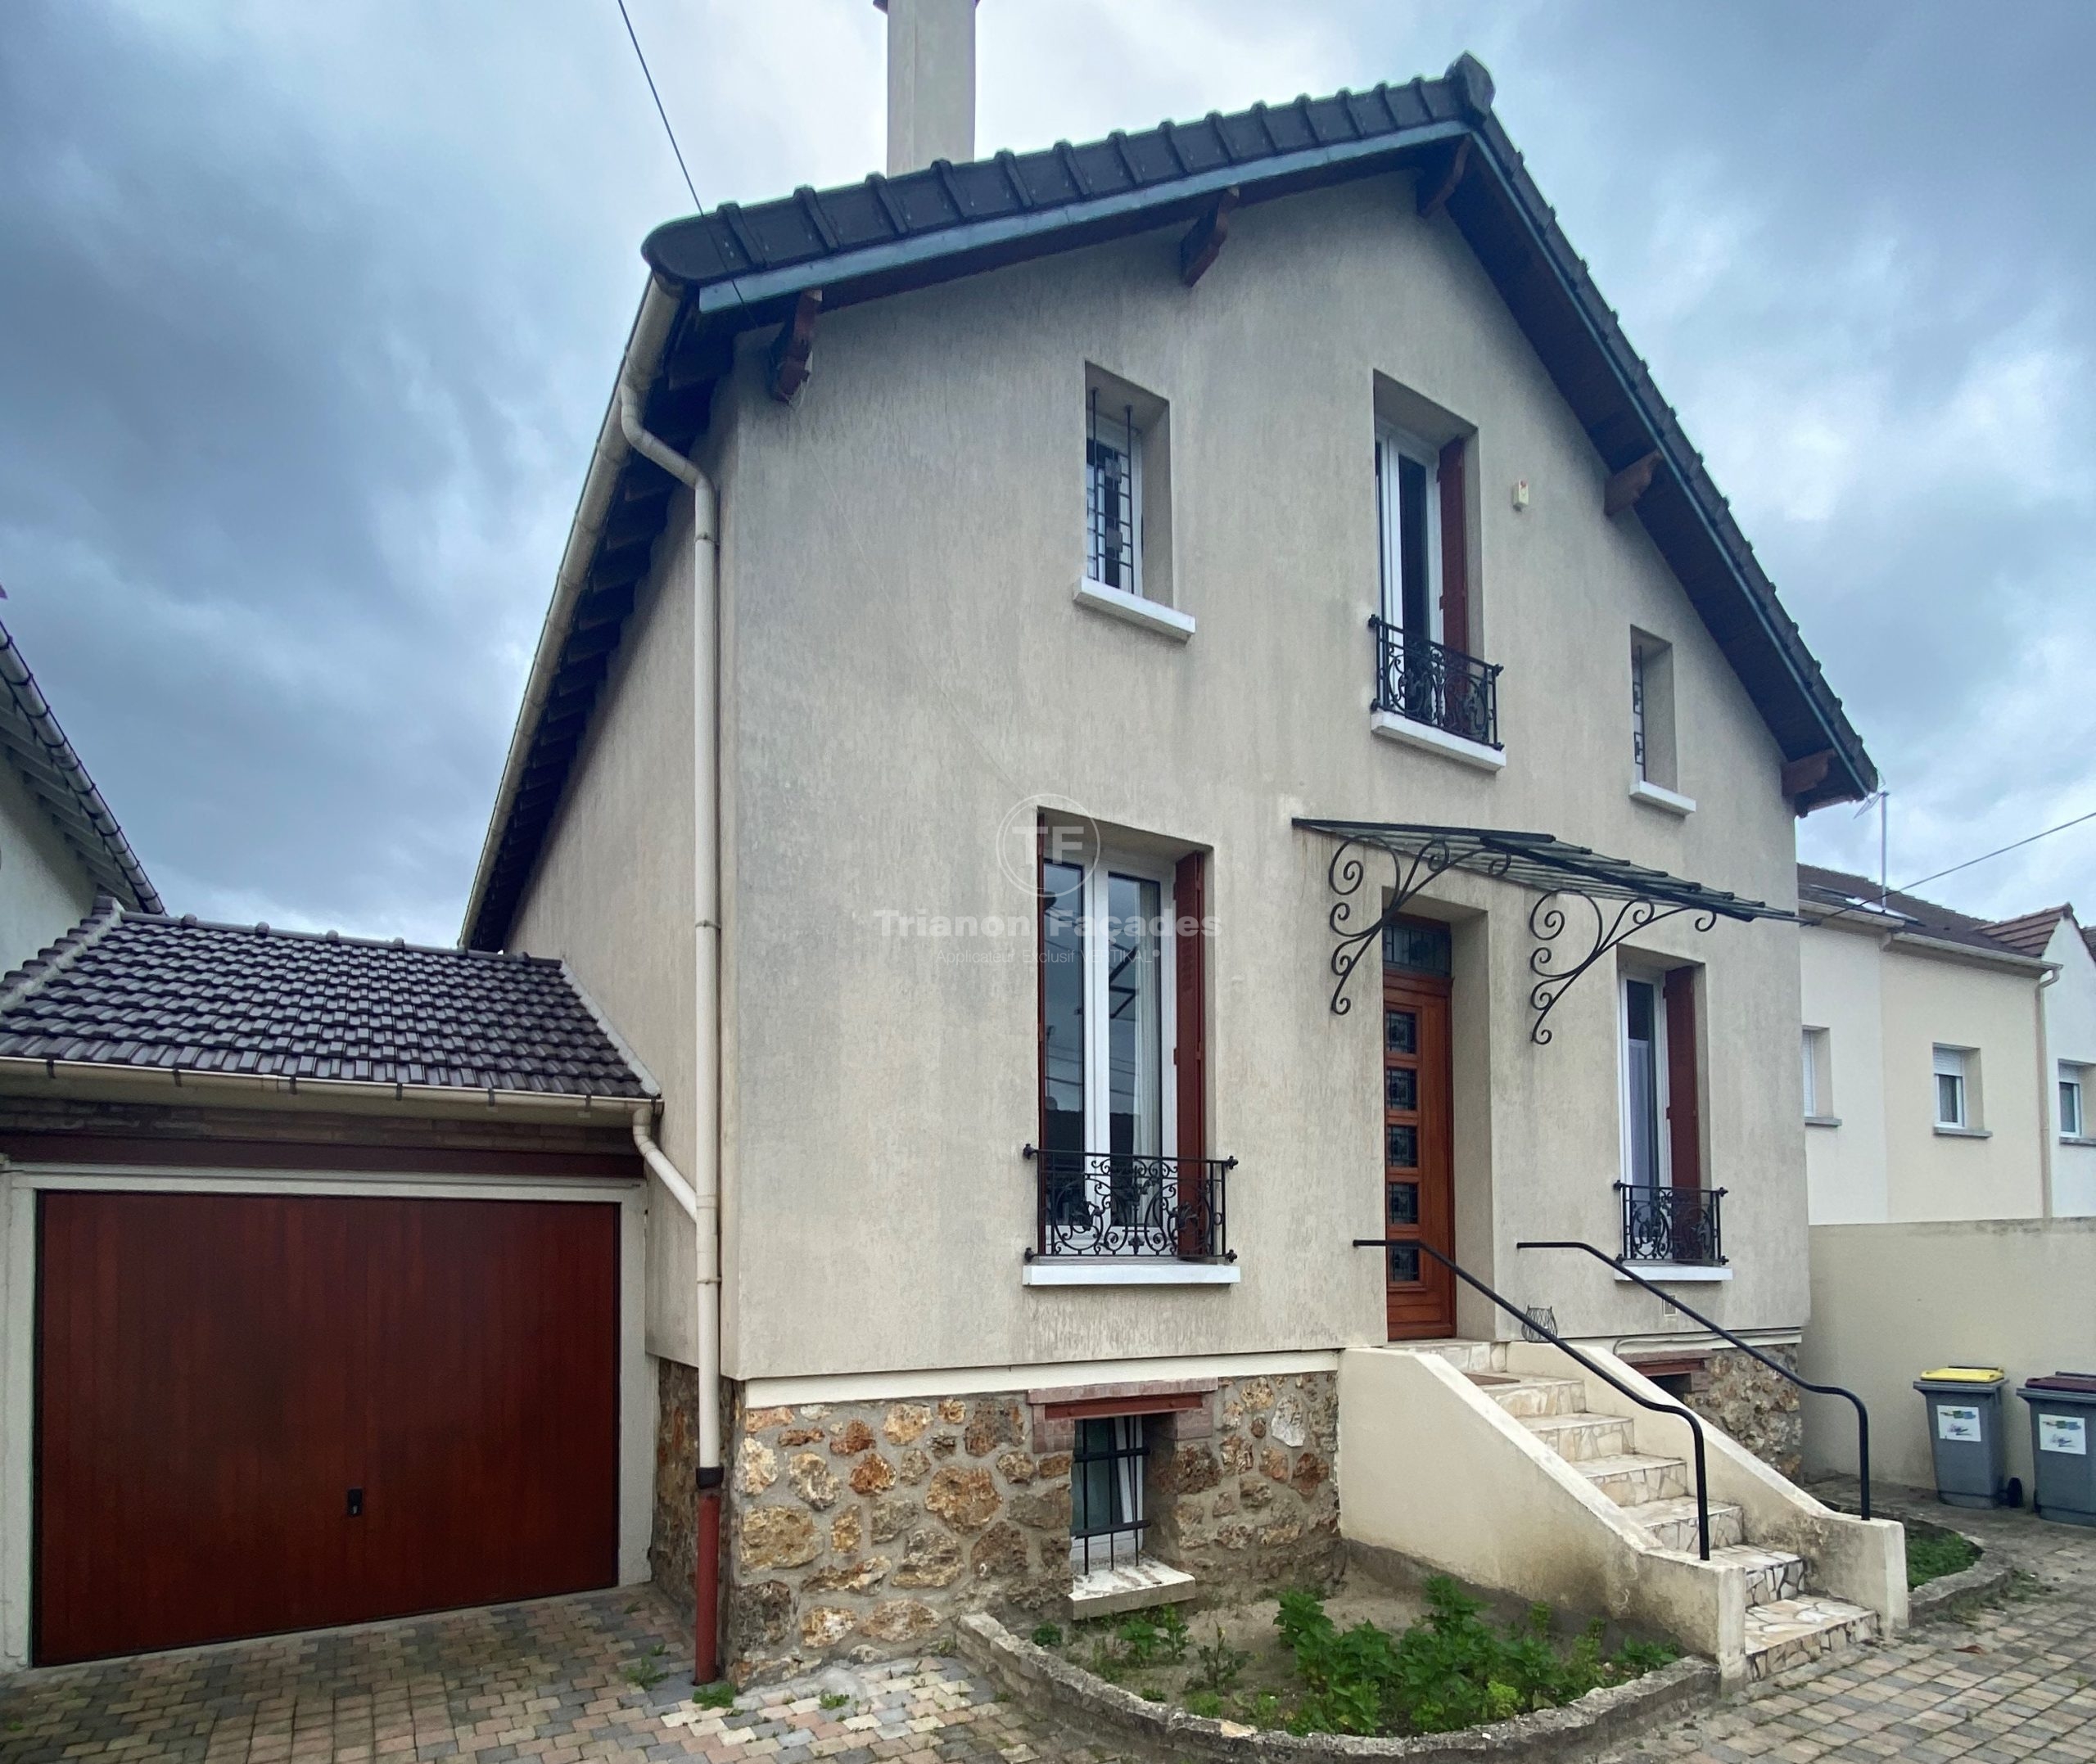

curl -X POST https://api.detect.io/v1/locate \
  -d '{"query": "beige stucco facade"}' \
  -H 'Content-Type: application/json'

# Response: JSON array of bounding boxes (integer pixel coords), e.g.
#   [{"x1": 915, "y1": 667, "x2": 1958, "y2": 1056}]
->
[
  {"x1": 2039, "y1": 915, "x2": 2096, "y2": 1217},
  {"x1": 511, "y1": 169, "x2": 1818, "y2": 1387},
  {"x1": 1800, "y1": 916, "x2": 2047, "y2": 1225}
]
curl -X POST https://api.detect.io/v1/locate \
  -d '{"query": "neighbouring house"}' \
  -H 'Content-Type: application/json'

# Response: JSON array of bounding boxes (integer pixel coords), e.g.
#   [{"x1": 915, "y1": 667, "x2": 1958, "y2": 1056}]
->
[
  {"x1": 0, "y1": 903, "x2": 661, "y2": 1670},
  {"x1": 1796, "y1": 867, "x2": 2096, "y2": 1497},
  {"x1": 457, "y1": 7, "x2": 1900, "y2": 1688},
  {"x1": 1985, "y1": 902, "x2": 2096, "y2": 1217},
  {"x1": 0, "y1": 616, "x2": 160, "y2": 968}
]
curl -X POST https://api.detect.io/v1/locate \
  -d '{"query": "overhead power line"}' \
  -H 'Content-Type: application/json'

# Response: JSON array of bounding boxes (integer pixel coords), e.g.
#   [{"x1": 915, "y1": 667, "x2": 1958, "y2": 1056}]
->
[
  {"x1": 1809, "y1": 804, "x2": 2096, "y2": 936},
  {"x1": 614, "y1": 0, "x2": 701, "y2": 212}
]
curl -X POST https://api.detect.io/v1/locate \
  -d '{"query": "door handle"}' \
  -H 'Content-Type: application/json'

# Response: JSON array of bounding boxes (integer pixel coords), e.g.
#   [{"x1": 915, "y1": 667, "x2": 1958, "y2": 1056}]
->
[{"x1": 347, "y1": 1487, "x2": 364, "y2": 1518}]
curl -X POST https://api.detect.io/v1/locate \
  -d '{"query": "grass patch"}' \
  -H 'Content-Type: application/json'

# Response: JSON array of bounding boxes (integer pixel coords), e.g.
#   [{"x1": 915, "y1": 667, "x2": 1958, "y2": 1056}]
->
[
  {"x1": 690, "y1": 1681, "x2": 739, "y2": 1710},
  {"x1": 1908, "y1": 1527, "x2": 1981, "y2": 1588},
  {"x1": 817, "y1": 1692, "x2": 850, "y2": 1711},
  {"x1": 623, "y1": 1662, "x2": 667, "y2": 1691},
  {"x1": 1053, "y1": 1579, "x2": 1675, "y2": 1739}
]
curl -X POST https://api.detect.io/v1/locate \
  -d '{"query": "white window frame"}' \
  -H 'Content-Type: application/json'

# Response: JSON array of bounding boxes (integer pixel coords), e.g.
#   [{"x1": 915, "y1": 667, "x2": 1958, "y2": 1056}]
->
[
  {"x1": 1802, "y1": 1026, "x2": 1832, "y2": 1120},
  {"x1": 1375, "y1": 423, "x2": 1443, "y2": 643},
  {"x1": 1086, "y1": 403, "x2": 1144, "y2": 601},
  {"x1": 1933, "y1": 1044, "x2": 1970, "y2": 1129},
  {"x1": 2062, "y1": 1062, "x2": 2088, "y2": 1139},
  {"x1": 1619, "y1": 973, "x2": 1671, "y2": 1189}
]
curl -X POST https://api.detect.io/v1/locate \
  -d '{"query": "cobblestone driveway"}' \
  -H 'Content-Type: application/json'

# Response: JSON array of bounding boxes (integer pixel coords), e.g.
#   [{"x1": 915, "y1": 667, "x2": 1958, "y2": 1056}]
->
[{"x1": 4, "y1": 1489, "x2": 2094, "y2": 1764}]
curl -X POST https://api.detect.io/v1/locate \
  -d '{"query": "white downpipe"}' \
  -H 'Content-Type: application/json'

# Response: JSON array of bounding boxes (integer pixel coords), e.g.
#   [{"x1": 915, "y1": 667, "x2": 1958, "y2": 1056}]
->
[
  {"x1": 617, "y1": 382, "x2": 723, "y2": 1476},
  {"x1": 630, "y1": 1109, "x2": 700, "y2": 1222}
]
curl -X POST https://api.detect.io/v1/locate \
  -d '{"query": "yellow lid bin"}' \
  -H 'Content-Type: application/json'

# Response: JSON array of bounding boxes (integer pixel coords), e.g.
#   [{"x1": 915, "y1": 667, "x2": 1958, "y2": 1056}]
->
[{"x1": 1919, "y1": 1367, "x2": 2007, "y2": 1384}]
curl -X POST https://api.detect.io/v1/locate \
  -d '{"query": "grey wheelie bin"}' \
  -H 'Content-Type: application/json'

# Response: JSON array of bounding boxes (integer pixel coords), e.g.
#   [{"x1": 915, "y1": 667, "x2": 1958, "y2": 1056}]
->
[
  {"x1": 1913, "y1": 1366, "x2": 2009, "y2": 1508},
  {"x1": 2017, "y1": 1374, "x2": 2096, "y2": 1527}
]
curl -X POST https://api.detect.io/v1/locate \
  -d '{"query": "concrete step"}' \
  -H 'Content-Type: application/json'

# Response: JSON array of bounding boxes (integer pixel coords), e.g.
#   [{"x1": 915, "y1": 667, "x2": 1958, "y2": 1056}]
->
[
  {"x1": 1714, "y1": 1544, "x2": 1809, "y2": 1607},
  {"x1": 1620, "y1": 1496, "x2": 1746, "y2": 1551},
  {"x1": 1470, "y1": 1373, "x2": 1587, "y2": 1418},
  {"x1": 1520, "y1": 1411, "x2": 1634, "y2": 1462},
  {"x1": 1404, "y1": 1339, "x2": 1503, "y2": 1374},
  {"x1": 1575, "y1": 1451, "x2": 1689, "y2": 1506},
  {"x1": 1743, "y1": 1597, "x2": 1877, "y2": 1682}
]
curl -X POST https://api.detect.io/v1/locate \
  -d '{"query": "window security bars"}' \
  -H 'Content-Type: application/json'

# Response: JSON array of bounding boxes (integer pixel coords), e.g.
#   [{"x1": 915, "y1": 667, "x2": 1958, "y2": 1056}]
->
[
  {"x1": 1370, "y1": 616, "x2": 1502, "y2": 748},
  {"x1": 1025, "y1": 1148, "x2": 1232, "y2": 1260},
  {"x1": 1069, "y1": 1415, "x2": 1148, "y2": 1574},
  {"x1": 1632, "y1": 643, "x2": 1648, "y2": 778},
  {"x1": 1618, "y1": 1180, "x2": 1725, "y2": 1267},
  {"x1": 1086, "y1": 388, "x2": 1138, "y2": 592}
]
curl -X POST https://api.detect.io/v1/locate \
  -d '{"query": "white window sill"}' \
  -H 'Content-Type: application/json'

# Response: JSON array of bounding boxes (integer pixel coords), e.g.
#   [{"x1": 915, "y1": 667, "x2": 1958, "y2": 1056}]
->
[
  {"x1": 1614, "y1": 1263, "x2": 1733, "y2": 1284},
  {"x1": 1074, "y1": 578, "x2": 1195, "y2": 641},
  {"x1": 1370, "y1": 710, "x2": 1506, "y2": 773},
  {"x1": 2060, "y1": 1135, "x2": 2096, "y2": 1148},
  {"x1": 1805, "y1": 1114, "x2": 1842, "y2": 1130},
  {"x1": 1023, "y1": 1257, "x2": 1240, "y2": 1286},
  {"x1": 1629, "y1": 778, "x2": 1696, "y2": 816},
  {"x1": 1935, "y1": 1124, "x2": 1991, "y2": 1139}
]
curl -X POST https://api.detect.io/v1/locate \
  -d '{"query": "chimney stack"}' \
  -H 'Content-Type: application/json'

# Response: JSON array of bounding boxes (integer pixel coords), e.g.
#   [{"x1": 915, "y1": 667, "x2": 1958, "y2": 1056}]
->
[{"x1": 874, "y1": 0, "x2": 976, "y2": 174}]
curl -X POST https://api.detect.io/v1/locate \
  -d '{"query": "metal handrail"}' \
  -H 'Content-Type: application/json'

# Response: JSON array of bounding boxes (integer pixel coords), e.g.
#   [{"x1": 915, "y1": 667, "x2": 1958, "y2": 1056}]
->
[
  {"x1": 1517, "y1": 1237, "x2": 1872, "y2": 1520},
  {"x1": 1353, "y1": 1236, "x2": 1711, "y2": 1559}
]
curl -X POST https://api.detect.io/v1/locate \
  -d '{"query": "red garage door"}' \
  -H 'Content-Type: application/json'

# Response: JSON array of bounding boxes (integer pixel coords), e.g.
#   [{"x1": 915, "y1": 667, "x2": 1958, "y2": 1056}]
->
[{"x1": 34, "y1": 1190, "x2": 620, "y2": 1665}]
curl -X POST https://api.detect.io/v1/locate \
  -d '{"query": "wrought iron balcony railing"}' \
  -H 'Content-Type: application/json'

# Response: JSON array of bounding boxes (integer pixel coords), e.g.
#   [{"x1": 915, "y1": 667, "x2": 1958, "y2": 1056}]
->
[
  {"x1": 1023, "y1": 1148, "x2": 1235, "y2": 1261},
  {"x1": 1618, "y1": 1181, "x2": 1726, "y2": 1267},
  {"x1": 1370, "y1": 616, "x2": 1502, "y2": 749}
]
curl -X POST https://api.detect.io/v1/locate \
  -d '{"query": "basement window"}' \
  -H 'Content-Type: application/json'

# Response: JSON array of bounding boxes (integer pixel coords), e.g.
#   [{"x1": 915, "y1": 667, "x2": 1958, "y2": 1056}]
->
[{"x1": 1069, "y1": 1415, "x2": 1147, "y2": 1572}]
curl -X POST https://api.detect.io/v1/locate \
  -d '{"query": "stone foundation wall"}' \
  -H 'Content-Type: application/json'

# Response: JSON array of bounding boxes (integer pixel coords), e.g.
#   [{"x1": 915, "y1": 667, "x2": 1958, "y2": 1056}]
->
[
  {"x1": 1679, "y1": 1346, "x2": 1803, "y2": 1479},
  {"x1": 724, "y1": 1370, "x2": 1340, "y2": 1683},
  {"x1": 653, "y1": 1358, "x2": 702, "y2": 1618}
]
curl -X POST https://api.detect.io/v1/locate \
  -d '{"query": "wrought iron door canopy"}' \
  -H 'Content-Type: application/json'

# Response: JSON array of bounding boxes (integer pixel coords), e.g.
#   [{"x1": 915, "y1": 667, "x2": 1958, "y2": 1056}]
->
[{"x1": 1293, "y1": 819, "x2": 1791, "y2": 1036}]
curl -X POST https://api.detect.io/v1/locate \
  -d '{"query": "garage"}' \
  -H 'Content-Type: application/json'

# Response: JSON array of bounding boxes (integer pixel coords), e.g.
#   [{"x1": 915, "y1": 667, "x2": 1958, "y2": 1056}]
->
[
  {"x1": 0, "y1": 905, "x2": 659, "y2": 1669},
  {"x1": 34, "y1": 1189, "x2": 621, "y2": 1665}
]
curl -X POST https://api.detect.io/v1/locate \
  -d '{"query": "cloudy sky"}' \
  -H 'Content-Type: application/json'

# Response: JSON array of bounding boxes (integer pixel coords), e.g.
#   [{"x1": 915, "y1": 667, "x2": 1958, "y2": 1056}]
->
[{"x1": 2, "y1": 0, "x2": 2092, "y2": 944}]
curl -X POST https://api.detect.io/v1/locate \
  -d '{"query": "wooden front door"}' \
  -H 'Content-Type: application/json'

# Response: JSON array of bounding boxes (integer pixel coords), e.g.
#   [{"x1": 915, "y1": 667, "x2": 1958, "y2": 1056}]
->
[
  {"x1": 34, "y1": 1191, "x2": 621, "y2": 1666},
  {"x1": 1384, "y1": 970, "x2": 1455, "y2": 1338}
]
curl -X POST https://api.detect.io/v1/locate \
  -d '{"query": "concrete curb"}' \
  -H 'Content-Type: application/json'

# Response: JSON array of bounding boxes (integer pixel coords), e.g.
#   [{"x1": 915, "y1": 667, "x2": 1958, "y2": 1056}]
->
[
  {"x1": 1908, "y1": 1547, "x2": 2012, "y2": 1622},
  {"x1": 955, "y1": 1612, "x2": 1718, "y2": 1762}
]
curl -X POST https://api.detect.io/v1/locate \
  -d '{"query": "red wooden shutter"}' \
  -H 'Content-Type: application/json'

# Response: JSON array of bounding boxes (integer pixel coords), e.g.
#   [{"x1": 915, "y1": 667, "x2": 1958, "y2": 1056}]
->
[
  {"x1": 1174, "y1": 852, "x2": 1208, "y2": 1251},
  {"x1": 1664, "y1": 966, "x2": 1701, "y2": 1191},
  {"x1": 1437, "y1": 436, "x2": 1470, "y2": 656}
]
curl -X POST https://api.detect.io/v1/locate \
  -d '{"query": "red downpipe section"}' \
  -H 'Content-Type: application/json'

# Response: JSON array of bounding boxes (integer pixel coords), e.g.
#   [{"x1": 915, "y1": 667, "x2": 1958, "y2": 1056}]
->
[{"x1": 694, "y1": 1470, "x2": 724, "y2": 1684}]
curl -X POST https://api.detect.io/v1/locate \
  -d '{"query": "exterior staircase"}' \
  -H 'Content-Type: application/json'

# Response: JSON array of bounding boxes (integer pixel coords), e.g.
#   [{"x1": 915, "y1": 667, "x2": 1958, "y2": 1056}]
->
[
  {"x1": 1466, "y1": 1359, "x2": 1878, "y2": 1681},
  {"x1": 1337, "y1": 1338, "x2": 1907, "y2": 1685}
]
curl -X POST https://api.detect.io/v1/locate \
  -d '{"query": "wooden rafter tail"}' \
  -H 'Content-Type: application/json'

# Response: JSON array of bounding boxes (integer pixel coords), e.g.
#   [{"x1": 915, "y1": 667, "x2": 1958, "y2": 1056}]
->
[
  {"x1": 1416, "y1": 137, "x2": 1470, "y2": 219},
  {"x1": 1177, "y1": 187, "x2": 1239, "y2": 287},
  {"x1": 1603, "y1": 449, "x2": 1662, "y2": 517},
  {"x1": 1781, "y1": 748, "x2": 1836, "y2": 805},
  {"x1": 767, "y1": 290, "x2": 822, "y2": 403}
]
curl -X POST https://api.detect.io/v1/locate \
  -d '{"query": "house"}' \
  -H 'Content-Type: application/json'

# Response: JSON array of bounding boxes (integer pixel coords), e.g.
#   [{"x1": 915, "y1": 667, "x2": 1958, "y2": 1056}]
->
[
  {"x1": 1797, "y1": 868, "x2": 2096, "y2": 1496},
  {"x1": 0, "y1": 902, "x2": 662, "y2": 1670},
  {"x1": 1985, "y1": 902, "x2": 2096, "y2": 1217},
  {"x1": 0, "y1": 616, "x2": 160, "y2": 969},
  {"x1": 458, "y1": 5, "x2": 1900, "y2": 1687}
]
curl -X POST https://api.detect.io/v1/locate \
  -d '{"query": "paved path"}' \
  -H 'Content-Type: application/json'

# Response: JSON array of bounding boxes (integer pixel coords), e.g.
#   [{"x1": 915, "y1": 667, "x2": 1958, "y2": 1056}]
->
[
  {"x1": 0, "y1": 1590, "x2": 1101, "y2": 1764},
  {"x1": 1597, "y1": 1484, "x2": 2096, "y2": 1764},
  {"x1": 5, "y1": 1489, "x2": 2094, "y2": 1763}
]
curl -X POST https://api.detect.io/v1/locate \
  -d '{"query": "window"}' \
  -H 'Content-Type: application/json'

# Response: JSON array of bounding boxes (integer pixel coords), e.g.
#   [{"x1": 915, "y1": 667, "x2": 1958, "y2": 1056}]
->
[
  {"x1": 1802, "y1": 1026, "x2": 1832, "y2": 1119},
  {"x1": 1630, "y1": 630, "x2": 1678, "y2": 790},
  {"x1": 1622, "y1": 977, "x2": 1667, "y2": 1189},
  {"x1": 1039, "y1": 831, "x2": 1208, "y2": 1258},
  {"x1": 1086, "y1": 392, "x2": 1142, "y2": 596},
  {"x1": 1069, "y1": 1415, "x2": 1146, "y2": 1571},
  {"x1": 1934, "y1": 1045, "x2": 1971, "y2": 1129},
  {"x1": 1376, "y1": 426, "x2": 1443, "y2": 644},
  {"x1": 1081, "y1": 368, "x2": 1174, "y2": 615},
  {"x1": 2062, "y1": 1063, "x2": 2088, "y2": 1139}
]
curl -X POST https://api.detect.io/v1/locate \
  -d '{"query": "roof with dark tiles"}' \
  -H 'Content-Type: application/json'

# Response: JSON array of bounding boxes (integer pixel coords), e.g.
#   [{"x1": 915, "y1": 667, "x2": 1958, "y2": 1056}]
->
[
  {"x1": 463, "y1": 52, "x2": 1878, "y2": 951},
  {"x1": 1798, "y1": 864, "x2": 2036, "y2": 963},
  {"x1": 1984, "y1": 905, "x2": 2074, "y2": 960},
  {"x1": 0, "y1": 901, "x2": 653, "y2": 1098}
]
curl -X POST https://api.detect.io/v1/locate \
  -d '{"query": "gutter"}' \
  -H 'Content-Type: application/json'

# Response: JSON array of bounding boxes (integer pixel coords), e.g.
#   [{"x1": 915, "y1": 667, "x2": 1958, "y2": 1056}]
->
[
  {"x1": 1886, "y1": 930, "x2": 2055, "y2": 975},
  {"x1": 458, "y1": 275, "x2": 686, "y2": 948},
  {"x1": 0, "y1": 1055, "x2": 648, "y2": 1124}
]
